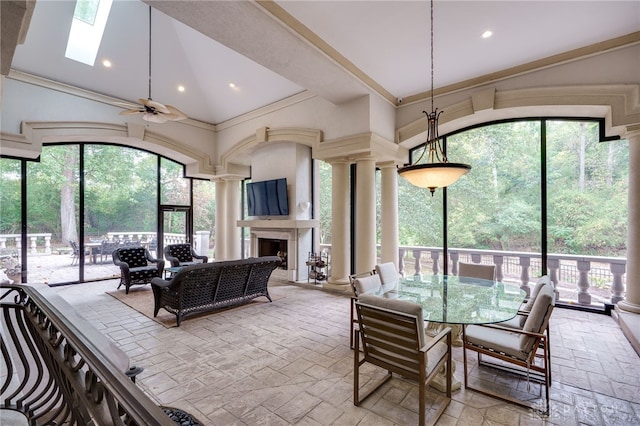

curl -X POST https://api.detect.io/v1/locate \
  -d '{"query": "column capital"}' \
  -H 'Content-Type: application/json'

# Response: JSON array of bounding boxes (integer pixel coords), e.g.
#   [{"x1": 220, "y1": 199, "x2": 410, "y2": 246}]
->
[
  {"x1": 325, "y1": 156, "x2": 353, "y2": 166},
  {"x1": 621, "y1": 124, "x2": 640, "y2": 141},
  {"x1": 350, "y1": 153, "x2": 377, "y2": 163},
  {"x1": 377, "y1": 160, "x2": 403, "y2": 169}
]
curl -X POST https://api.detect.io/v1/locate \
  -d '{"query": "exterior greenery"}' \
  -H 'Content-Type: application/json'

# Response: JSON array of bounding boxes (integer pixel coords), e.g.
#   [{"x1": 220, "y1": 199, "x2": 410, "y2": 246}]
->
[
  {"x1": 0, "y1": 118, "x2": 629, "y2": 260},
  {"x1": 317, "y1": 119, "x2": 628, "y2": 258}
]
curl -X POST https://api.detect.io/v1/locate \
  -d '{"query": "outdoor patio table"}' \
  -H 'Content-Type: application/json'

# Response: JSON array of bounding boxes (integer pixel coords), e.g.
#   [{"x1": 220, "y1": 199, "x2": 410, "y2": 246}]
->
[
  {"x1": 396, "y1": 274, "x2": 526, "y2": 392},
  {"x1": 85, "y1": 242, "x2": 103, "y2": 264}
]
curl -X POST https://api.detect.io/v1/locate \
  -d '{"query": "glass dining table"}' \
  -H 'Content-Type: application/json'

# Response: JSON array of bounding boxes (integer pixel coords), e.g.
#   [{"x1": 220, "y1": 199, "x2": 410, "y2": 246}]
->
[
  {"x1": 395, "y1": 274, "x2": 527, "y2": 392},
  {"x1": 396, "y1": 274, "x2": 526, "y2": 325}
]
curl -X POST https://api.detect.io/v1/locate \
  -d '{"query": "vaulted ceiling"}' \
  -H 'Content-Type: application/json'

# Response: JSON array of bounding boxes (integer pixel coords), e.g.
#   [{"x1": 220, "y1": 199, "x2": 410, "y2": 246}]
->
[{"x1": 9, "y1": 1, "x2": 640, "y2": 125}]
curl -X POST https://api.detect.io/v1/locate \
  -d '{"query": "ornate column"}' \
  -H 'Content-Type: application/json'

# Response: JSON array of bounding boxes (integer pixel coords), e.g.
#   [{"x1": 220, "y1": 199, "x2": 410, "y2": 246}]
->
[
  {"x1": 618, "y1": 129, "x2": 640, "y2": 313},
  {"x1": 225, "y1": 178, "x2": 242, "y2": 260},
  {"x1": 378, "y1": 162, "x2": 399, "y2": 269},
  {"x1": 354, "y1": 156, "x2": 377, "y2": 275},
  {"x1": 326, "y1": 158, "x2": 351, "y2": 289},
  {"x1": 214, "y1": 180, "x2": 227, "y2": 260}
]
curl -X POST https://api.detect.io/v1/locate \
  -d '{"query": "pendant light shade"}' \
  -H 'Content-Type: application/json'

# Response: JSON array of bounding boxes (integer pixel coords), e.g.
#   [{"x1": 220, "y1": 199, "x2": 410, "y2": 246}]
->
[
  {"x1": 397, "y1": 0, "x2": 471, "y2": 195},
  {"x1": 399, "y1": 162, "x2": 471, "y2": 193}
]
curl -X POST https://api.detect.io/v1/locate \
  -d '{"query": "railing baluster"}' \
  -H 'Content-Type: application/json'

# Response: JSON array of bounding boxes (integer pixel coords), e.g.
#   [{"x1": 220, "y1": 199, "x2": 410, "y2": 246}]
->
[
  {"x1": 610, "y1": 261, "x2": 626, "y2": 304},
  {"x1": 413, "y1": 249, "x2": 422, "y2": 277},
  {"x1": 430, "y1": 250, "x2": 439, "y2": 275},
  {"x1": 493, "y1": 255, "x2": 504, "y2": 282},
  {"x1": 577, "y1": 260, "x2": 592, "y2": 304},
  {"x1": 519, "y1": 256, "x2": 531, "y2": 296}
]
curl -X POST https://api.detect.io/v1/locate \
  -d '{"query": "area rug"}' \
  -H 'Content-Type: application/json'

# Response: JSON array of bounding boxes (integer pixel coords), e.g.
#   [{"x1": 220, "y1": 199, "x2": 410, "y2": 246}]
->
[{"x1": 106, "y1": 282, "x2": 290, "y2": 328}]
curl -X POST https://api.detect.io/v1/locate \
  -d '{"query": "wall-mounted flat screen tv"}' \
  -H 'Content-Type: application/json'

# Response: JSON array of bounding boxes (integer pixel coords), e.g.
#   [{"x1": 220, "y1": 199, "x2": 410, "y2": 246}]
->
[{"x1": 247, "y1": 178, "x2": 289, "y2": 216}]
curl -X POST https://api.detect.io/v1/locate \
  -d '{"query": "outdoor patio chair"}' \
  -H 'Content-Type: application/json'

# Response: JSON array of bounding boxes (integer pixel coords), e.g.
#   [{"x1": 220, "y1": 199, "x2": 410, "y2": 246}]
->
[
  {"x1": 69, "y1": 241, "x2": 89, "y2": 265},
  {"x1": 100, "y1": 240, "x2": 120, "y2": 263},
  {"x1": 462, "y1": 282, "x2": 555, "y2": 414},
  {"x1": 354, "y1": 294, "x2": 452, "y2": 425},
  {"x1": 458, "y1": 262, "x2": 495, "y2": 283},
  {"x1": 113, "y1": 247, "x2": 164, "y2": 294},
  {"x1": 164, "y1": 243, "x2": 208, "y2": 267}
]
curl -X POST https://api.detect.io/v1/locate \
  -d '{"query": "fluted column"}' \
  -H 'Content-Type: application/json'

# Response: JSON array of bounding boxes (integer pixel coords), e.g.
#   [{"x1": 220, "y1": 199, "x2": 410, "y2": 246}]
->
[
  {"x1": 355, "y1": 156, "x2": 377, "y2": 274},
  {"x1": 326, "y1": 159, "x2": 351, "y2": 288},
  {"x1": 379, "y1": 161, "x2": 399, "y2": 269},
  {"x1": 618, "y1": 129, "x2": 640, "y2": 313},
  {"x1": 225, "y1": 178, "x2": 242, "y2": 260},
  {"x1": 214, "y1": 180, "x2": 227, "y2": 260}
]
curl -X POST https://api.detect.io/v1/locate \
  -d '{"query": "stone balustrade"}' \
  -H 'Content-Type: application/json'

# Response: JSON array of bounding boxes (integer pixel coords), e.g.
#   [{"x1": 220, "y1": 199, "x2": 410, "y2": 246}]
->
[
  {"x1": 319, "y1": 244, "x2": 626, "y2": 307},
  {"x1": 0, "y1": 233, "x2": 52, "y2": 254}
]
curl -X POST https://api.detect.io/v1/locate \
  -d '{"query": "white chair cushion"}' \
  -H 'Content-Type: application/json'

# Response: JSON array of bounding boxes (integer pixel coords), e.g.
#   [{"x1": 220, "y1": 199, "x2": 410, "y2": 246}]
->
[
  {"x1": 375, "y1": 262, "x2": 399, "y2": 293},
  {"x1": 353, "y1": 275, "x2": 382, "y2": 296},
  {"x1": 357, "y1": 294, "x2": 425, "y2": 347},
  {"x1": 519, "y1": 283, "x2": 555, "y2": 354},
  {"x1": 466, "y1": 324, "x2": 527, "y2": 360},
  {"x1": 518, "y1": 275, "x2": 551, "y2": 327}
]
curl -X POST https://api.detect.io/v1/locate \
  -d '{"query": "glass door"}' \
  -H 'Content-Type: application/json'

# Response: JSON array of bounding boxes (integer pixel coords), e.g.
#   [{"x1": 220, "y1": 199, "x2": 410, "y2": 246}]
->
[{"x1": 159, "y1": 207, "x2": 192, "y2": 261}]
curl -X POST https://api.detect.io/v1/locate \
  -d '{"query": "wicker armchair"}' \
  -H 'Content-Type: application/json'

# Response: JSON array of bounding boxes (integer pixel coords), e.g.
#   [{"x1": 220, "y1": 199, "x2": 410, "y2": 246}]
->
[
  {"x1": 113, "y1": 247, "x2": 164, "y2": 294},
  {"x1": 164, "y1": 243, "x2": 208, "y2": 267}
]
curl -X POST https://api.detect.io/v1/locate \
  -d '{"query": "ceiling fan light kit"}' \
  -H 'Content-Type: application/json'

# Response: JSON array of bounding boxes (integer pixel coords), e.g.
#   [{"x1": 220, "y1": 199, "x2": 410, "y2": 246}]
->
[
  {"x1": 397, "y1": 0, "x2": 471, "y2": 195},
  {"x1": 119, "y1": 6, "x2": 187, "y2": 123}
]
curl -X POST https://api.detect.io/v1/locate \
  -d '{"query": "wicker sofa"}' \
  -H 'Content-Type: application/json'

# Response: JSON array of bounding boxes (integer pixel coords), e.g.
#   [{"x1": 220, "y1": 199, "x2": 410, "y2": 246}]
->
[{"x1": 150, "y1": 256, "x2": 282, "y2": 326}]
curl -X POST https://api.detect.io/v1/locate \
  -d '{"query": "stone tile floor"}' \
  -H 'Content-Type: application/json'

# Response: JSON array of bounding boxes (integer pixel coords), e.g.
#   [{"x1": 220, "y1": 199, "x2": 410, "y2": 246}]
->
[{"x1": 56, "y1": 279, "x2": 640, "y2": 425}]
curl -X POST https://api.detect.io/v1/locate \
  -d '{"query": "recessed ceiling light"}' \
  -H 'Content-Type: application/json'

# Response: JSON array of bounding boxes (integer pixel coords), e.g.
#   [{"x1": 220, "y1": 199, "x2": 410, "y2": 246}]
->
[
  {"x1": 178, "y1": 85, "x2": 185, "y2": 92},
  {"x1": 482, "y1": 30, "x2": 493, "y2": 39},
  {"x1": 229, "y1": 82, "x2": 237, "y2": 89},
  {"x1": 102, "y1": 59, "x2": 112, "y2": 67}
]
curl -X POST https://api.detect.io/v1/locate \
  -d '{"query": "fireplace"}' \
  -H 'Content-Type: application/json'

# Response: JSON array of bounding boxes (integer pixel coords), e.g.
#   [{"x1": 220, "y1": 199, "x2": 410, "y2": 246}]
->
[
  {"x1": 237, "y1": 219, "x2": 319, "y2": 282},
  {"x1": 258, "y1": 238, "x2": 287, "y2": 269}
]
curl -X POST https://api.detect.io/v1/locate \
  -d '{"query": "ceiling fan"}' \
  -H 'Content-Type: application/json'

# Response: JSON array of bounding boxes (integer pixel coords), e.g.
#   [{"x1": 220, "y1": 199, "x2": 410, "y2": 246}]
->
[{"x1": 120, "y1": 6, "x2": 187, "y2": 123}]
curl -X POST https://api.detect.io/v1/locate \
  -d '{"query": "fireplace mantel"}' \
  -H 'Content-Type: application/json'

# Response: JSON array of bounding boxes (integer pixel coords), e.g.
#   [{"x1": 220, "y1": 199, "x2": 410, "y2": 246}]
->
[
  {"x1": 237, "y1": 219, "x2": 319, "y2": 229},
  {"x1": 238, "y1": 219, "x2": 318, "y2": 282}
]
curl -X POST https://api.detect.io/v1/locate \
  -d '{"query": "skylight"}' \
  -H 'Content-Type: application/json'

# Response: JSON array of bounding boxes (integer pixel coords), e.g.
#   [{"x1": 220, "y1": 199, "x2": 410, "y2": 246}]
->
[{"x1": 65, "y1": 0, "x2": 113, "y2": 66}]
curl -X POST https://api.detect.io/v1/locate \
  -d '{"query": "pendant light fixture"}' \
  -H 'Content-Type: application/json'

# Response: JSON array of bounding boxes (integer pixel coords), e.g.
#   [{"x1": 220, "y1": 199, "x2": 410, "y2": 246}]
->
[{"x1": 397, "y1": 0, "x2": 471, "y2": 195}]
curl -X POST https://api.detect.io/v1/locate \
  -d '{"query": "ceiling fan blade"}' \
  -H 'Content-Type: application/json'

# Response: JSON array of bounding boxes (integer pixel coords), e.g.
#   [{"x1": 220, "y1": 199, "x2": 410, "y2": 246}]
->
[
  {"x1": 163, "y1": 105, "x2": 188, "y2": 121},
  {"x1": 143, "y1": 112, "x2": 168, "y2": 123},
  {"x1": 140, "y1": 98, "x2": 170, "y2": 114},
  {"x1": 119, "y1": 108, "x2": 143, "y2": 116}
]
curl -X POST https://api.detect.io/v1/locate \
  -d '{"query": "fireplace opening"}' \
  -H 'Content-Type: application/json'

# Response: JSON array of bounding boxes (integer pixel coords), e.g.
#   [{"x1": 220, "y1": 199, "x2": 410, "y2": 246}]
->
[{"x1": 258, "y1": 238, "x2": 287, "y2": 269}]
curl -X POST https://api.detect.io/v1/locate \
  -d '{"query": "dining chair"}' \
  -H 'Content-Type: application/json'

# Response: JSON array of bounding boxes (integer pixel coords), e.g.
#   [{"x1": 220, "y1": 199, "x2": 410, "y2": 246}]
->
[
  {"x1": 492, "y1": 275, "x2": 554, "y2": 381},
  {"x1": 458, "y1": 262, "x2": 495, "y2": 283},
  {"x1": 375, "y1": 262, "x2": 399, "y2": 297},
  {"x1": 354, "y1": 294, "x2": 452, "y2": 425},
  {"x1": 348, "y1": 271, "x2": 381, "y2": 349},
  {"x1": 462, "y1": 282, "x2": 555, "y2": 414}
]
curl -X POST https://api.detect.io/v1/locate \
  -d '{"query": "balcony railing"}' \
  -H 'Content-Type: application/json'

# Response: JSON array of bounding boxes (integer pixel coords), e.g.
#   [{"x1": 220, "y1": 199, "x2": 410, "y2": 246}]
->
[
  {"x1": 0, "y1": 283, "x2": 175, "y2": 425},
  {"x1": 319, "y1": 244, "x2": 626, "y2": 308}
]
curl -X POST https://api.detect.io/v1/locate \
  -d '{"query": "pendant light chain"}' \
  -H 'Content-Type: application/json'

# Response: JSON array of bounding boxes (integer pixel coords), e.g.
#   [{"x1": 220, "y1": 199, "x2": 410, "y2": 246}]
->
[
  {"x1": 396, "y1": 0, "x2": 471, "y2": 194},
  {"x1": 430, "y1": 0, "x2": 434, "y2": 114}
]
